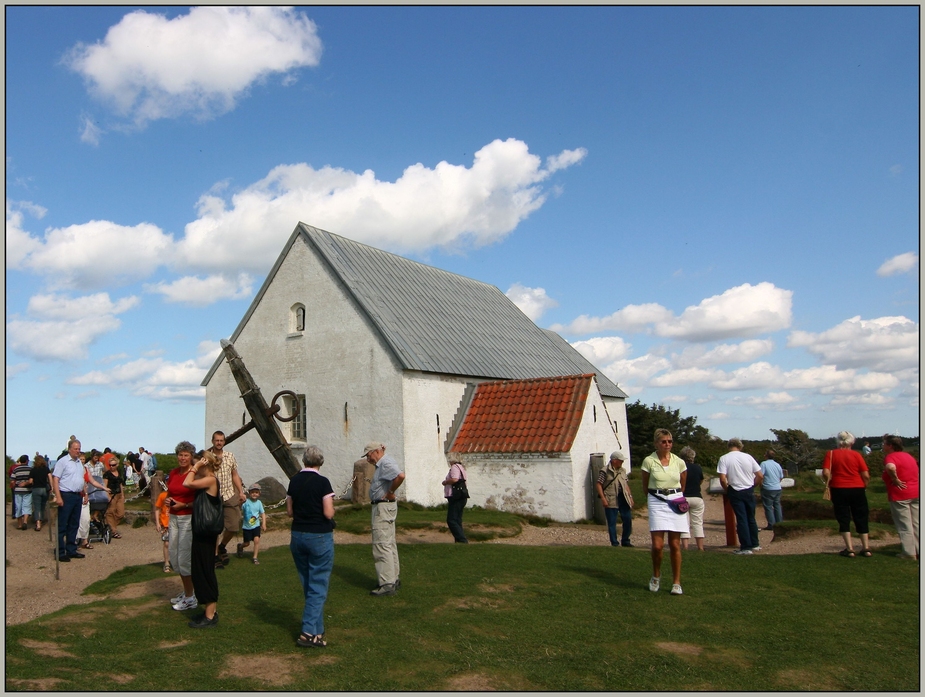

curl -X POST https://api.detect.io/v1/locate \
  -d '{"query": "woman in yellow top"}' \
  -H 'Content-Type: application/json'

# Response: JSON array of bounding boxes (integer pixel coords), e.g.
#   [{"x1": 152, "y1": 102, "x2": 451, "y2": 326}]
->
[{"x1": 640, "y1": 428, "x2": 688, "y2": 596}]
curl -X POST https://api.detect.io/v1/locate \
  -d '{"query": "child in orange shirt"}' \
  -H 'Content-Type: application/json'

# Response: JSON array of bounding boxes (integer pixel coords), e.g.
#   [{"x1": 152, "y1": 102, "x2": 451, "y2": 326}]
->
[{"x1": 154, "y1": 490, "x2": 171, "y2": 572}]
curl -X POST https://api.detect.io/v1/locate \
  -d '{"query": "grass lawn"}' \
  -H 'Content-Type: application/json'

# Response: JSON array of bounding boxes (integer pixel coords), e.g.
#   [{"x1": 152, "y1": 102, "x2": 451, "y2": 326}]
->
[{"x1": 5, "y1": 540, "x2": 919, "y2": 691}]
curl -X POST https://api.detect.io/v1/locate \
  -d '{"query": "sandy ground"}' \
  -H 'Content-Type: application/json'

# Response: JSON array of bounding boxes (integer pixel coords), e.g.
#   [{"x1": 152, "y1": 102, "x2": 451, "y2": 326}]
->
[{"x1": 5, "y1": 493, "x2": 898, "y2": 626}]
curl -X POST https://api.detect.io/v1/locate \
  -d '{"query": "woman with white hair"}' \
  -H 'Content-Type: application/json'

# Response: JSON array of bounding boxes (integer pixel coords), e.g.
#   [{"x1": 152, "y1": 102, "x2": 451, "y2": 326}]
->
[{"x1": 822, "y1": 431, "x2": 871, "y2": 558}]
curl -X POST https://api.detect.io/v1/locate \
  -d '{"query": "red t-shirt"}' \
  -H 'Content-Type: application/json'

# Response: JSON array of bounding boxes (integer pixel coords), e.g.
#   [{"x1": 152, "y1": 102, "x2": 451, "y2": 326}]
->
[
  {"x1": 824, "y1": 449, "x2": 868, "y2": 488},
  {"x1": 166, "y1": 467, "x2": 195, "y2": 515},
  {"x1": 883, "y1": 451, "x2": 920, "y2": 502}
]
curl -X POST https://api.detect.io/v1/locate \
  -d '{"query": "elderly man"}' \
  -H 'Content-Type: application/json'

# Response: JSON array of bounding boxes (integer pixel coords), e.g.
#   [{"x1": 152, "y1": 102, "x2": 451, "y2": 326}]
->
[
  {"x1": 596, "y1": 451, "x2": 634, "y2": 546},
  {"x1": 717, "y1": 438, "x2": 763, "y2": 555},
  {"x1": 211, "y1": 431, "x2": 246, "y2": 568},
  {"x1": 52, "y1": 439, "x2": 87, "y2": 562},
  {"x1": 364, "y1": 441, "x2": 405, "y2": 596}
]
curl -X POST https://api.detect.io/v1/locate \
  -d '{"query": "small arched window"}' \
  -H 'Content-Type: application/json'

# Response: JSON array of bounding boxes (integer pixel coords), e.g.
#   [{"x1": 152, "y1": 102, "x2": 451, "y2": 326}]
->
[{"x1": 290, "y1": 303, "x2": 306, "y2": 334}]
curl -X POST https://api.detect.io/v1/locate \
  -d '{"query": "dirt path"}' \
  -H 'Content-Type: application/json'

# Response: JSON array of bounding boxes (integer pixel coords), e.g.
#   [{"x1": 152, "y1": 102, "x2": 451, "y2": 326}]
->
[{"x1": 4, "y1": 494, "x2": 898, "y2": 626}]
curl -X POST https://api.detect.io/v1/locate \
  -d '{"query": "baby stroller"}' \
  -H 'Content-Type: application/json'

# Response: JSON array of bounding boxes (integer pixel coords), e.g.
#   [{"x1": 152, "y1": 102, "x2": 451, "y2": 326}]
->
[{"x1": 87, "y1": 488, "x2": 112, "y2": 544}]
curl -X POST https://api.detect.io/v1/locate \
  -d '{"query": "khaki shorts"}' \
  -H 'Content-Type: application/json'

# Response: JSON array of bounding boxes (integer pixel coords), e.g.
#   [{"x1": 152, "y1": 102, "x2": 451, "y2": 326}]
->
[{"x1": 223, "y1": 501, "x2": 242, "y2": 533}]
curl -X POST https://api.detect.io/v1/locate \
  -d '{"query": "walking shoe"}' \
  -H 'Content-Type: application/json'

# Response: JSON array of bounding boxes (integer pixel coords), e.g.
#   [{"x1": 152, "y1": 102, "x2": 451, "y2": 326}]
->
[
  {"x1": 218, "y1": 545, "x2": 230, "y2": 566},
  {"x1": 170, "y1": 591, "x2": 187, "y2": 605},
  {"x1": 57, "y1": 555, "x2": 71, "y2": 562},
  {"x1": 670, "y1": 584, "x2": 683, "y2": 595},
  {"x1": 172, "y1": 595, "x2": 198, "y2": 611},
  {"x1": 252, "y1": 558, "x2": 260, "y2": 565},
  {"x1": 68, "y1": 552, "x2": 86, "y2": 559},
  {"x1": 214, "y1": 556, "x2": 224, "y2": 569},
  {"x1": 622, "y1": 542, "x2": 635, "y2": 547},
  {"x1": 163, "y1": 564, "x2": 172, "y2": 573},
  {"x1": 394, "y1": 578, "x2": 401, "y2": 590},
  {"x1": 649, "y1": 576, "x2": 660, "y2": 592},
  {"x1": 749, "y1": 546, "x2": 762, "y2": 552},
  {"x1": 733, "y1": 549, "x2": 753, "y2": 555},
  {"x1": 370, "y1": 583, "x2": 397, "y2": 596},
  {"x1": 188, "y1": 612, "x2": 218, "y2": 629},
  {"x1": 236, "y1": 543, "x2": 244, "y2": 558}
]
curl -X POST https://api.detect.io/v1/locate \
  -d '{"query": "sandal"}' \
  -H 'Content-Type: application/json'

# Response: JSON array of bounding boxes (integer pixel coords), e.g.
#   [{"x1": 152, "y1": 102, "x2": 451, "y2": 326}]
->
[
  {"x1": 860, "y1": 549, "x2": 873, "y2": 557},
  {"x1": 296, "y1": 633, "x2": 327, "y2": 648},
  {"x1": 81, "y1": 543, "x2": 93, "y2": 550},
  {"x1": 838, "y1": 549, "x2": 855, "y2": 558},
  {"x1": 112, "y1": 532, "x2": 122, "y2": 539}
]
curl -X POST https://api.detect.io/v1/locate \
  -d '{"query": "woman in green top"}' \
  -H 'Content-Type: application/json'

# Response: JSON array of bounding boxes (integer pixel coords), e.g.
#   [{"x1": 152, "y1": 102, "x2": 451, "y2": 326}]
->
[{"x1": 640, "y1": 428, "x2": 688, "y2": 596}]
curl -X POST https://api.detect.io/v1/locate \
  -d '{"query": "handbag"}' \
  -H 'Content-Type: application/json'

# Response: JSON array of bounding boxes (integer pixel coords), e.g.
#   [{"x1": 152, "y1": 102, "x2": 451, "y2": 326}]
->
[
  {"x1": 655, "y1": 493, "x2": 689, "y2": 514},
  {"x1": 192, "y1": 487, "x2": 224, "y2": 537},
  {"x1": 449, "y1": 469, "x2": 469, "y2": 501}
]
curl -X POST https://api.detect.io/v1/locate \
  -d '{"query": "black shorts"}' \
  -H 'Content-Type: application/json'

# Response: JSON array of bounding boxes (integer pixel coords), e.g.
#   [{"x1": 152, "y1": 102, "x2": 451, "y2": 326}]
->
[{"x1": 243, "y1": 527, "x2": 261, "y2": 543}]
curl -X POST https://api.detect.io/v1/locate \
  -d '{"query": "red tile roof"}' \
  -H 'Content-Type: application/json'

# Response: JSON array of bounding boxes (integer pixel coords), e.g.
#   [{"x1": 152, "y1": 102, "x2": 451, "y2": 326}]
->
[{"x1": 449, "y1": 374, "x2": 595, "y2": 454}]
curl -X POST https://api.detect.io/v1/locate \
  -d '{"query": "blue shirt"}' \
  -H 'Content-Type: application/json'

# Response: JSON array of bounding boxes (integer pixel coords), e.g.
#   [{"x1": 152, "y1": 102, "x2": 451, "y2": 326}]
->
[
  {"x1": 760, "y1": 459, "x2": 784, "y2": 490},
  {"x1": 369, "y1": 453, "x2": 402, "y2": 501},
  {"x1": 242, "y1": 498, "x2": 265, "y2": 530},
  {"x1": 53, "y1": 455, "x2": 85, "y2": 493}
]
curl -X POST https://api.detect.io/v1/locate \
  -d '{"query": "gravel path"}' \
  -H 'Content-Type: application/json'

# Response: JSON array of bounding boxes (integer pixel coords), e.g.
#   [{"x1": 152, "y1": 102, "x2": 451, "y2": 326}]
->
[{"x1": 4, "y1": 494, "x2": 897, "y2": 626}]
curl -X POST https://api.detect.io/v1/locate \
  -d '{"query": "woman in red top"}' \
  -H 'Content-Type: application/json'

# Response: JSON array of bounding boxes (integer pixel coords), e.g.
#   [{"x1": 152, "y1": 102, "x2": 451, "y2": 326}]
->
[
  {"x1": 881, "y1": 435, "x2": 919, "y2": 559},
  {"x1": 822, "y1": 431, "x2": 871, "y2": 558},
  {"x1": 166, "y1": 441, "x2": 197, "y2": 611}
]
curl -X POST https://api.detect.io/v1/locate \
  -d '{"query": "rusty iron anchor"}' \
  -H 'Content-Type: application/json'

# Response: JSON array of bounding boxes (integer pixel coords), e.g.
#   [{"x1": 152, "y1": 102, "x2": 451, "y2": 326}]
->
[{"x1": 219, "y1": 339, "x2": 301, "y2": 479}]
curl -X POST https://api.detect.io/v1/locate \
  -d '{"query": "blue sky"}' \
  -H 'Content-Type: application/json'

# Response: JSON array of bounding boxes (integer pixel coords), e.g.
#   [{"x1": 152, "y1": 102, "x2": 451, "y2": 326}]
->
[{"x1": 6, "y1": 6, "x2": 919, "y2": 458}]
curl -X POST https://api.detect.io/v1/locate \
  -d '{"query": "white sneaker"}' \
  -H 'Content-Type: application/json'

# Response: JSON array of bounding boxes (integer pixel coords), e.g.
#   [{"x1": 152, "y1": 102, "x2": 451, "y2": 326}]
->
[
  {"x1": 170, "y1": 591, "x2": 186, "y2": 605},
  {"x1": 733, "y1": 549, "x2": 753, "y2": 555},
  {"x1": 750, "y1": 546, "x2": 762, "y2": 551},
  {"x1": 648, "y1": 576, "x2": 660, "y2": 592},
  {"x1": 670, "y1": 584, "x2": 683, "y2": 595},
  {"x1": 172, "y1": 595, "x2": 198, "y2": 611}
]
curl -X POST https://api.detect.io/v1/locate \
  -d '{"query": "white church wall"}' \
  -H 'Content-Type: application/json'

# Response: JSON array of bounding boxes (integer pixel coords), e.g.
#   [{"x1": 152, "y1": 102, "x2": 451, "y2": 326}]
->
[{"x1": 567, "y1": 383, "x2": 621, "y2": 520}]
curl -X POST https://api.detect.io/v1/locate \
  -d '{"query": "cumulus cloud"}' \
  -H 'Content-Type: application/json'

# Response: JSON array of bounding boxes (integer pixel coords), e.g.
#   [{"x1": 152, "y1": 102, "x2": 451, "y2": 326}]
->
[
  {"x1": 827, "y1": 393, "x2": 894, "y2": 407},
  {"x1": 7, "y1": 293, "x2": 139, "y2": 361},
  {"x1": 655, "y1": 283, "x2": 792, "y2": 341},
  {"x1": 13, "y1": 219, "x2": 175, "y2": 289},
  {"x1": 673, "y1": 340, "x2": 774, "y2": 369},
  {"x1": 724, "y1": 392, "x2": 807, "y2": 411},
  {"x1": 6, "y1": 201, "x2": 45, "y2": 267},
  {"x1": 505, "y1": 283, "x2": 558, "y2": 322},
  {"x1": 145, "y1": 273, "x2": 254, "y2": 306},
  {"x1": 788, "y1": 315, "x2": 918, "y2": 373},
  {"x1": 68, "y1": 340, "x2": 221, "y2": 401},
  {"x1": 176, "y1": 138, "x2": 584, "y2": 271},
  {"x1": 650, "y1": 367, "x2": 723, "y2": 387},
  {"x1": 7, "y1": 363, "x2": 29, "y2": 379},
  {"x1": 599, "y1": 354, "x2": 672, "y2": 388},
  {"x1": 876, "y1": 252, "x2": 918, "y2": 277},
  {"x1": 545, "y1": 148, "x2": 588, "y2": 173},
  {"x1": 79, "y1": 114, "x2": 103, "y2": 145},
  {"x1": 64, "y1": 6, "x2": 322, "y2": 127},
  {"x1": 571, "y1": 336, "x2": 633, "y2": 367},
  {"x1": 551, "y1": 303, "x2": 673, "y2": 335}
]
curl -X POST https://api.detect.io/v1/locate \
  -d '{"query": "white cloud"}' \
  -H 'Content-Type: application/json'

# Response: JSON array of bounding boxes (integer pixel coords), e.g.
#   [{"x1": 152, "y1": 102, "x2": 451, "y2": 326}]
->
[
  {"x1": 708, "y1": 412, "x2": 732, "y2": 420},
  {"x1": 551, "y1": 303, "x2": 673, "y2": 335},
  {"x1": 788, "y1": 315, "x2": 918, "y2": 372},
  {"x1": 505, "y1": 283, "x2": 558, "y2": 322},
  {"x1": 724, "y1": 392, "x2": 808, "y2": 411},
  {"x1": 545, "y1": 148, "x2": 588, "y2": 173},
  {"x1": 827, "y1": 393, "x2": 895, "y2": 407},
  {"x1": 708, "y1": 362, "x2": 783, "y2": 390},
  {"x1": 6, "y1": 363, "x2": 29, "y2": 379},
  {"x1": 571, "y1": 336, "x2": 633, "y2": 367},
  {"x1": 661, "y1": 395, "x2": 688, "y2": 403},
  {"x1": 600, "y1": 354, "x2": 672, "y2": 388},
  {"x1": 650, "y1": 367, "x2": 723, "y2": 387},
  {"x1": 145, "y1": 273, "x2": 254, "y2": 306},
  {"x1": 79, "y1": 114, "x2": 103, "y2": 146},
  {"x1": 64, "y1": 7, "x2": 322, "y2": 127},
  {"x1": 68, "y1": 340, "x2": 221, "y2": 401},
  {"x1": 6, "y1": 293, "x2": 139, "y2": 362},
  {"x1": 176, "y1": 138, "x2": 583, "y2": 271},
  {"x1": 6, "y1": 202, "x2": 45, "y2": 267},
  {"x1": 876, "y1": 252, "x2": 918, "y2": 277},
  {"x1": 673, "y1": 339, "x2": 774, "y2": 368},
  {"x1": 13, "y1": 220, "x2": 175, "y2": 289},
  {"x1": 655, "y1": 283, "x2": 792, "y2": 341}
]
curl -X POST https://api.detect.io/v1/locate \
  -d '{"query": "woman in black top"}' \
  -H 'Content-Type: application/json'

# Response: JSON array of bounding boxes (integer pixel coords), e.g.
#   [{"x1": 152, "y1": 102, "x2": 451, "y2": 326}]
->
[
  {"x1": 183, "y1": 450, "x2": 222, "y2": 629},
  {"x1": 287, "y1": 445, "x2": 336, "y2": 649},
  {"x1": 30, "y1": 456, "x2": 51, "y2": 531},
  {"x1": 679, "y1": 447, "x2": 706, "y2": 551}
]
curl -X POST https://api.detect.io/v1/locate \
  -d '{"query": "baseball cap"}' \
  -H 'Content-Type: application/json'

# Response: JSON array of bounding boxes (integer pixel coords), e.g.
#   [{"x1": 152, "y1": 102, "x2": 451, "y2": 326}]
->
[{"x1": 362, "y1": 442, "x2": 384, "y2": 455}]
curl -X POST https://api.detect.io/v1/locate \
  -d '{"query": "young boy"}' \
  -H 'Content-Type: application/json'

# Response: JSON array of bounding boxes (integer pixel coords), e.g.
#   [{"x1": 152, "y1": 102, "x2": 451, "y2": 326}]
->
[
  {"x1": 238, "y1": 483, "x2": 267, "y2": 564},
  {"x1": 154, "y1": 489, "x2": 171, "y2": 572}
]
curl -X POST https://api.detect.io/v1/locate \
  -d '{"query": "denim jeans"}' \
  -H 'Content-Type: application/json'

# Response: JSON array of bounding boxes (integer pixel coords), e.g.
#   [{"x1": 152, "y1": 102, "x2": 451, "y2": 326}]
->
[
  {"x1": 290, "y1": 531, "x2": 334, "y2": 636},
  {"x1": 728, "y1": 486, "x2": 760, "y2": 550},
  {"x1": 761, "y1": 488, "x2": 783, "y2": 527},
  {"x1": 604, "y1": 492, "x2": 633, "y2": 545},
  {"x1": 446, "y1": 497, "x2": 468, "y2": 542},
  {"x1": 57, "y1": 491, "x2": 82, "y2": 557},
  {"x1": 31, "y1": 488, "x2": 48, "y2": 522}
]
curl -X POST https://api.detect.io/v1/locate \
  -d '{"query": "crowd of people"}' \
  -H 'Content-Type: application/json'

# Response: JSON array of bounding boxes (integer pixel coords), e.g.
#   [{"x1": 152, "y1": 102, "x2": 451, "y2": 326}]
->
[{"x1": 12, "y1": 426, "x2": 917, "y2": 648}]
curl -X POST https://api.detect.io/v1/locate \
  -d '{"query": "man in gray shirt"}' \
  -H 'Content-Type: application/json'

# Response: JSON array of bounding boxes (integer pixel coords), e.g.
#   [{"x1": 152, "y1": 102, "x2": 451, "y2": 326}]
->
[{"x1": 364, "y1": 441, "x2": 405, "y2": 596}]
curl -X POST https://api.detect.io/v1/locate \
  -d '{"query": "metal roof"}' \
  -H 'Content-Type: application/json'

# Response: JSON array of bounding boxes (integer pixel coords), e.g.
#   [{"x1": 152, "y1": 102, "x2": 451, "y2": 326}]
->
[{"x1": 202, "y1": 222, "x2": 627, "y2": 399}]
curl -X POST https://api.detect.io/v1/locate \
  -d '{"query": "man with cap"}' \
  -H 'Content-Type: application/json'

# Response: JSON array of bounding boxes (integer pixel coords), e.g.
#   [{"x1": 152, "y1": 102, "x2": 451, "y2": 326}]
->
[
  {"x1": 237, "y1": 482, "x2": 267, "y2": 564},
  {"x1": 595, "y1": 451, "x2": 634, "y2": 547},
  {"x1": 364, "y1": 441, "x2": 405, "y2": 596}
]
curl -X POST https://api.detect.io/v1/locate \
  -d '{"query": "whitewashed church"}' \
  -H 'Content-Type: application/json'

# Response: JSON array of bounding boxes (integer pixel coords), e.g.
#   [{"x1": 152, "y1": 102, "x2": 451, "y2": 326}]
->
[{"x1": 201, "y1": 223, "x2": 629, "y2": 521}]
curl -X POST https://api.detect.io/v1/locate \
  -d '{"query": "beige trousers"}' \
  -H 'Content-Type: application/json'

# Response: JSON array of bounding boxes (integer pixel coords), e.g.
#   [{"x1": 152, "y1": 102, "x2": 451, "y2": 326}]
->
[{"x1": 371, "y1": 502, "x2": 400, "y2": 586}]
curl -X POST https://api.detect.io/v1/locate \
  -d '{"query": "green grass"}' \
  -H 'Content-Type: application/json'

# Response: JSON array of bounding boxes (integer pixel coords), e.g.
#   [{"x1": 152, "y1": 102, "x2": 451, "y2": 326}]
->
[
  {"x1": 332, "y1": 502, "x2": 523, "y2": 540},
  {"x1": 5, "y1": 541, "x2": 918, "y2": 691}
]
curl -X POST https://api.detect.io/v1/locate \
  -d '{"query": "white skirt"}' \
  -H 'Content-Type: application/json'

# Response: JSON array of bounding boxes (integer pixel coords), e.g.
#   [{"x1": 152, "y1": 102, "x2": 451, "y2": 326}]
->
[{"x1": 648, "y1": 493, "x2": 690, "y2": 533}]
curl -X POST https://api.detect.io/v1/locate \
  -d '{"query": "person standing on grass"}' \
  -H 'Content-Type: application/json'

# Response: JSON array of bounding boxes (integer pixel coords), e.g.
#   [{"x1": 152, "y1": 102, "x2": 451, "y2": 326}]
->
[
  {"x1": 442, "y1": 459, "x2": 470, "y2": 544},
  {"x1": 183, "y1": 451, "x2": 222, "y2": 629},
  {"x1": 154, "y1": 489, "x2": 172, "y2": 573},
  {"x1": 679, "y1": 447, "x2": 705, "y2": 551},
  {"x1": 210, "y1": 431, "x2": 245, "y2": 569},
  {"x1": 717, "y1": 438, "x2": 763, "y2": 555},
  {"x1": 287, "y1": 445, "x2": 336, "y2": 648},
  {"x1": 861, "y1": 441, "x2": 872, "y2": 457},
  {"x1": 881, "y1": 435, "x2": 919, "y2": 560},
  {"x1": 759, "y1": 450, "x2": 784, "y2": 531},
  {"x1": 52, "y1": 439, "x2": 87, "y2": 562},
  {"x1": 238, "y1": 483, "x2": 267, "y2": 564},
  {"x1": 640, "y1": 429, "x2": 688, "y2": 596},
  {"x1": 595, "y1": 451, "x2": 634, "y2": 547},
  {"x1": 822, "y1": 431, "x2": 871, "y2": 558},
  {"x1": 11, "y1": 455, "x2": 34, "y2": 531},
  {"x1": 364, "y1": 441, "x2": 405, "y2": 596},
  {"x1": 103, "y1": 457, "x2": 126, "y2": 538},
  {"x1": 166, "y1": 441, "x2": 198, "y2": 611},
  {"x1": 30, "y1": 455, "x2": 52, "y2": 532}
]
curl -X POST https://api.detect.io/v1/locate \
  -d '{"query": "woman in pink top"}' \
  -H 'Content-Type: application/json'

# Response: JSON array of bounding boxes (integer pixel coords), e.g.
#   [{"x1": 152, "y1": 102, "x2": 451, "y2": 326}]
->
[
  {"x1": 881, "y1": 435, "x2": 919, "y2": 560},
  {"x1": 822, "y1": 431, "x2": 871, "y2": 558}
]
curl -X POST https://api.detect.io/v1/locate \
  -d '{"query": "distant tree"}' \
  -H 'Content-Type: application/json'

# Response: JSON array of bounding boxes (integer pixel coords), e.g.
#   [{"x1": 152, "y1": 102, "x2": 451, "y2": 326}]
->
[
  {"x1": 769, "y1": 428, "x2": 820, "y2": 473},
  {"x1": 625, "y1": 401, "x2": 712, "y2": 469}
]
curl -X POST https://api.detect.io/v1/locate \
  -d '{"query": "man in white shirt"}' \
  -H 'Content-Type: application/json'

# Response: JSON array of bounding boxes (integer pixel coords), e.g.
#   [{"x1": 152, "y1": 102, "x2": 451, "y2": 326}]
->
[{"x1": 717, "y1": 438, "x2": 763, "y2": 555}]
